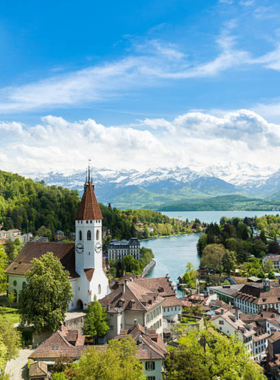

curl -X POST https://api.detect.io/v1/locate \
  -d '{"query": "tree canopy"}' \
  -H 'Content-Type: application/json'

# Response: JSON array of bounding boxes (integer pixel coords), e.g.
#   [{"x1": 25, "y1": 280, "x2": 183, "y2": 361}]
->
[
  {"x1": 0, "y1": 246, "x2": 8, "y2": 294},
  {"x1": 83, "y1": 296, "x2": 109, "y2": 338},
  {"x1": 165, "y1": 326, "x2": 265, "y2": 380},
  {"x1": 72, "y1": 336, "x2": 144, "y2": 380},
  {"x1": 19, "y1": 252, "x2": 73, "y2": 331}
]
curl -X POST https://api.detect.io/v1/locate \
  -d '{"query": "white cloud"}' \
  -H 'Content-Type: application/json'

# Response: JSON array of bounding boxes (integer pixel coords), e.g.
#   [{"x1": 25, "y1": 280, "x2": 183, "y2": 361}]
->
[
  {"x1": 1, "y1": 109, "x2": 280, "y2": 175},
  {"x1": 0, "y1": 34, "x2": 256, "y2": 114}
]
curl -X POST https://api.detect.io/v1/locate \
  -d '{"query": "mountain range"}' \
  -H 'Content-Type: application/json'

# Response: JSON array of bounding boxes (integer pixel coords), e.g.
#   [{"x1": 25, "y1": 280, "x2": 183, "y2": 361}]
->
[{"x1": 31, "y1": 163, "x2": 280, "y2": 210}]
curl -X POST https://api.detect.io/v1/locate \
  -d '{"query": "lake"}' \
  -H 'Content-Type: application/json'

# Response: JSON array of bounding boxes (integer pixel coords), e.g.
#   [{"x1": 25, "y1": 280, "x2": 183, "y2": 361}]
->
[{"x1": 141, "y1": 210, "x2": 280, "y2": 285}]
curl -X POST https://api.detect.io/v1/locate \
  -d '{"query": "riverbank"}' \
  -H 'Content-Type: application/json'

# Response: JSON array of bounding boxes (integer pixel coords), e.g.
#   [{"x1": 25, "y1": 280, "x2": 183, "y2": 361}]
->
[{"x1": 142, "y1": 259, "x2": 156, "y2": 277}]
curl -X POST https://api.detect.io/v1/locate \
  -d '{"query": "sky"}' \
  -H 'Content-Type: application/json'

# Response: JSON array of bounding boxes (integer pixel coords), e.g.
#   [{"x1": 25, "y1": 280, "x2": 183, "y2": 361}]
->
[{"x1": 1, "y1": 0, "x2": 280, "y2": 174}]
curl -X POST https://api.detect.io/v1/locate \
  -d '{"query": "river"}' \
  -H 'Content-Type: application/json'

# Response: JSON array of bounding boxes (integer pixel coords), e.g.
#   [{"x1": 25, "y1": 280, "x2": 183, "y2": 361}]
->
[{"x1": 141, "y1": 210, "x2": 280, "y2": 285}]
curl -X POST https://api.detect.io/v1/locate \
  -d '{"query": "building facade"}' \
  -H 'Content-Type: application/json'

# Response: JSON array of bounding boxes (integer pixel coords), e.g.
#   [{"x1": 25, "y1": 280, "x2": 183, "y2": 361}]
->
[{"x1": 108, "y1": 238, "x2": 141, "y2": 261}]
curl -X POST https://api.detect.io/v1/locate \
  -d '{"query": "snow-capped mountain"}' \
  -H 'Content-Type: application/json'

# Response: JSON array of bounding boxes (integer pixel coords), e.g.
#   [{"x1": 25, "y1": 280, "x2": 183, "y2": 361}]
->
[
  {"x1": 30, "y1": 163, "x2": 280, "y2": 208},
  {"x1": 201, "y1": 162, "x2": 277, "y2": 190},
  {"x1": 32, "y1": 166, "x2": 239, "y2": 207}
]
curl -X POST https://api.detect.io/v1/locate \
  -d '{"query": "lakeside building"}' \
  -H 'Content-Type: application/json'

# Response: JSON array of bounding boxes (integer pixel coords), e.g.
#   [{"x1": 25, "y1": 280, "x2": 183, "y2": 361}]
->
[
  {"x1": 107, "y1": 238, "x2": 141, "y2": 261},
  {"x1": 115, "y1": 321, "x2": 167, "y2": 380},
  {"x1": 6, "y1": 173, "x2": 110, "y2": 309}
]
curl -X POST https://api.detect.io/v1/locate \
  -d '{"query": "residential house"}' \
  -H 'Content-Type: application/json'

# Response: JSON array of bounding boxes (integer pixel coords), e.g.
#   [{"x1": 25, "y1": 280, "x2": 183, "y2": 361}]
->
[
  {"x1": 100, "y1": 278, "x2": 164, "y2": 340},
  {"x1": 29, "y1": 325, "x2": 85, "y2": 366},
  {"x1": 115, "y1": 321, "x2": 167, "y2": 380},
  {"x1": 211, "y1": 309, "x2": 255, "y2": 355}
]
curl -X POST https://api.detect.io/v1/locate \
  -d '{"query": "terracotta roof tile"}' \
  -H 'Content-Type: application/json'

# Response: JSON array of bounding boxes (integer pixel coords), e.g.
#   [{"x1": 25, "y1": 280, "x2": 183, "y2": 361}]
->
[
  {"x1": 5, "y1": 242, "x2": 79, "y2": 279},
  {"x1": 162, "y1": 296, "x2": 183, "y2": 307},
  {"x1": 84, "y1": 268, "x2": 95, "y2": 282},
  {"x1": 75, "y1": 181, "x2": 103, "y2": 220},
  {"x1": 29, "y1": 326, "x2": 85, "y2": 360},
  {"x1": 115, "y1": 323, "x2": 167, "y2": 360},
  {"x1": 29, "y1": 361, "x2": 48, "y2": 377}
]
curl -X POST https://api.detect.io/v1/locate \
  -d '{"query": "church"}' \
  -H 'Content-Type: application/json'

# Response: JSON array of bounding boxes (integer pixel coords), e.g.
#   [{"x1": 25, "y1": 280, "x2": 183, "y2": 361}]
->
[{"x1": 5, "y1": 174, "x2": 110, "y2": 310}]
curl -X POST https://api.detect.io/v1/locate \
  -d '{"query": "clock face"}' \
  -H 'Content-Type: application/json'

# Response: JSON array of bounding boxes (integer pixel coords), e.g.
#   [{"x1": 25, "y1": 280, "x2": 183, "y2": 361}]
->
[
  {"x1": 95, "y1": 242, "x2": 102, "y2": 254},
  {"x1": 76, "y1": 243, "x2": 84, "y2": 254}
]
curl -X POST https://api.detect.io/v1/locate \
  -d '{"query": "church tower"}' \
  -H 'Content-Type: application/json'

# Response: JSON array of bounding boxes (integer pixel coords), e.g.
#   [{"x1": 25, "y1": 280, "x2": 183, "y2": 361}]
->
[{"x1": 73, "y1": 164, "x2": 109, "y2": 308}]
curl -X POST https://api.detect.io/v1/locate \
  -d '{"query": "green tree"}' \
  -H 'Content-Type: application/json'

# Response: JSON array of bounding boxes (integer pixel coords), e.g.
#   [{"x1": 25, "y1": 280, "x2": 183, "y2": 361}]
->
[
  {"x1": 200, "y1": 244, "x2": 225, "y2": 273},
  {"x1": 182, "y1": 262, "x2": 197, "y2": 289},
  {"x1": 19, "y1": 252, "x2": 73, "y2": 332},
  {"x1": 5, "y1": 239, "x2": 17, "y2": 263},
  {"x1": 0, "y1": 246, "x2": 8, "y2": 294},
  {"x1": 0, "y1": 315, "x2": 21, "y2": 363},
  {"x1": 263, "y1": 259, "x2": 274, "y2": 273},
  {"x1": 51, "y1": 373, "x2": 67, "y2": 380},
  {"x1": 268, "y1": 270, "x2": 276, "y2": 279},
  {"x1": 0, "y1": 337, "x2": 7, "y2": 373},
  {"x1": 260, "y1": 230, "x2": 267, "y2": 244},
  {"x1": 222, "y1": 250, "x2": 237, "y2": 276},
  {"x1": 165, "y1": 326, "x2": 265, "y2": 380},
  {"x1": 83, "y1": 296, "x2": 109, "y2": 338},
  {"x1": 75, "y1": 336, "x2": 144, "y2": 380},
  {"x1": 197, "y1": 234, "x2": 207, "y2": 256}
]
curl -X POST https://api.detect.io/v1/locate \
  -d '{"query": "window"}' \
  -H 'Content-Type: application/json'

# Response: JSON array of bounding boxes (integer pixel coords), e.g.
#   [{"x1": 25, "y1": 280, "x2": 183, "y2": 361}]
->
[
  {"x1": 147, "y1": 377, "x2": 155, "y2": 380},
  {"x1": 219, "y1": 320, "x2": 224, "y2": 325},
  {"x1": 22, "y1": 282, "x2": 26, "y2": 289},
  {"x1": 145, "y1": 361, "x2": 155, "y2": 371},
  {"x1": 98, "y1": 284, "x2": 101, "y2": 294},
  {"x1": 96, "y1": 229, "x2": 99, "y2": 240},
  {"x1": 13, "y1": 280, "x2": 17, "y2": 286},
  {"x1": 87, "y1": 230, "x2": 91, "y2": 240},
  {"x1": 79, "y1": 231, "x2": 82, "y2": 240}
]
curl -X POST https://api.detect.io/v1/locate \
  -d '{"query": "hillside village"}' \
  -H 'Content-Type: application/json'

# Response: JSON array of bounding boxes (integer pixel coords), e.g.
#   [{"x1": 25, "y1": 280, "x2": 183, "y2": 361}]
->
[{"x1": 1, "y1": 174, "x2": 280, "y2": 380}]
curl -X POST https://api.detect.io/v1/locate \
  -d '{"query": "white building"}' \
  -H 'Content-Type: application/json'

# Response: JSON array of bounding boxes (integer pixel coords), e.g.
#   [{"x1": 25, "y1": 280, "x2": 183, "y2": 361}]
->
[
  {"x1": 6, "y1": 176, "x2": 110, "y2": 310},
  {"x1": 263, "y1": 254, "x2": 280, "y2": 270},
  {"x1": 233, "y1": 281, "x2": 280, "y2": 314},
  {"x1": 211, "y1": 309, "x2": 255, "y2": 355},
  {"x1": 100, "y1": 277, "x2": 164, "y2": 340},
  {"x1": 108, "y1": 238, "x2": 141, "y2": 261}
]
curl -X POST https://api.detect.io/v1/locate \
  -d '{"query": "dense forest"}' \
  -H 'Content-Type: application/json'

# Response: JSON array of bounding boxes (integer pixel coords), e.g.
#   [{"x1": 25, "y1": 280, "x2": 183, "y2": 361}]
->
[
  {"x1": 0, "y1": 171, "x2": 189, "y2": 241},
  {"x1": 196, "y1": 215, "x2": 280, "y2": 281}
]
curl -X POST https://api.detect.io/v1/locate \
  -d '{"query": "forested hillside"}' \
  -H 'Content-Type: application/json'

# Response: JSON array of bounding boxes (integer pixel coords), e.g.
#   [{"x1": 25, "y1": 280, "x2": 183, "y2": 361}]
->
[
  {"x1": 0, "y1": 171, "x2": 187, "y2": 240},
  {"x1": 0, "y1": 170, "x2": 80, "y2": 235}
]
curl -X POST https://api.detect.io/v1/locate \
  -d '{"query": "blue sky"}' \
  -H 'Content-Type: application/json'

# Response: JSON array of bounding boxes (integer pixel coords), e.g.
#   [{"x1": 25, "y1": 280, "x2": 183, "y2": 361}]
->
[{"x1": 1, "y1": 0, "x2": 280, "y2": 174}]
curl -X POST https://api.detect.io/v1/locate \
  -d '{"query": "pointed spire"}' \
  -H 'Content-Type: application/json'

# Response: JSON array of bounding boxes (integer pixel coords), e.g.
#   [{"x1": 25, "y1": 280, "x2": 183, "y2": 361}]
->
[
  {"x1": 88, "y1": 159, "x2": 91, "y2": 183},
  {"x1": 75, "y1": 181, "x2": 103, "y2": 220}
]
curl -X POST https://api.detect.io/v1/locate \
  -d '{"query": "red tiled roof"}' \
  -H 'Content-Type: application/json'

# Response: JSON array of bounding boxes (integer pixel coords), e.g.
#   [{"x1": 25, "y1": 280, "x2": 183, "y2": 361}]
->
[
  {"x1": 5, "y1": 242, "x2": 79, "y2": 279},
  {"x1": 29, "y1": 361, "x2": 48, "y2": 377},
  {"x1": 75, "y1": 181, "x2": 103, "y2": 220},
  {"x1": 115, "y1": 323, "x2": 167, "y2": 360},
  {"x1": 29, "y1": 325, "x2": 85, "y2": 360},
  {"x1": 162, "y1": 296, "x2": 183, "y2": 307},
  {"x1": 84, "y1": 268, "x2": 95, "y2": 282},
  {"x1": 100, "y1": 280, "x2": 164, "y2": 312}
]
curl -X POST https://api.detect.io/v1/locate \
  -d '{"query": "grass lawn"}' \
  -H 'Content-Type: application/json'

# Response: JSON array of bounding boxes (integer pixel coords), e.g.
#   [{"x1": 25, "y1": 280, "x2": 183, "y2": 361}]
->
[
  {"x1": 0, "y1": 306, "x2": 20, "y2": 324},
  {"x1": 180, "y1": 317, "x2": 198, "y2": 324}
]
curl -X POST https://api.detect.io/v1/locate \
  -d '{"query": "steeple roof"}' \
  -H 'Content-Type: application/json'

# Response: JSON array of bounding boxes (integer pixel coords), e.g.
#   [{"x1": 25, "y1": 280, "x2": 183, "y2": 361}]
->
[{"x1": 75, "y1": 181, "x2": 103, "y2": 220}]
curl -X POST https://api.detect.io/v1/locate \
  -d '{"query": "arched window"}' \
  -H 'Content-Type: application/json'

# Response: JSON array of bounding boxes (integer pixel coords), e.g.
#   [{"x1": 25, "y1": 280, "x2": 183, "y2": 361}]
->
[
  {"x1": 98, "y1": 284, "x2": 101, "y2": 294},
  {"x1": 79, "y1": 230, "x2": 82, "y2": 241},
  {"x1": 96, "y1": 229, "x2": 99, "y2": 240},
  {"x1": 87, "y1": 230, "x2": 91, "y2": 240}
]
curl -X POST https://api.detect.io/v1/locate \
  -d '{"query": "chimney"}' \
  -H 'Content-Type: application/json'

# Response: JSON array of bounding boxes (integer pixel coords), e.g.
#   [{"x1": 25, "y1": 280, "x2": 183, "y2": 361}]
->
[
  {"x1": 235, "y1": 310, "x2": 239, "y2": 321},
  {"x1": 221, "y1": 308, "x2": 224, "y2": 315},
  {"x1": 134, "y1": 319, "x2": 137, "y2": 326},
  {"x1": 273, "y1": 313, "x2": 276, "y2": 318},
  {"x1": 122, "y1": 282, "x2": 126, "y2": 294},
  {"x1": 145, "y1": 326, "x2": 148, "y2": 335},
  {"x1": 107, "y1": 304, "x2": 110, "y2": 312}
]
